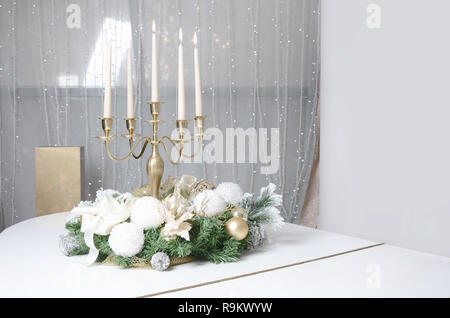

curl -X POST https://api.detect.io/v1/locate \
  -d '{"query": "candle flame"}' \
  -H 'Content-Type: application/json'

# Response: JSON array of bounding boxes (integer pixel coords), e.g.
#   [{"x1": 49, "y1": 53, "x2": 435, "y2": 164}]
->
[
  {"x1": 179, "y1": 28, "x2": 183, "y2": 43},
  {"x1": 152, "y1": 20, "x2": 156, "y2": 33},
  {"x1": 193, "y1": 32, "x2": 198, "y2": 46}
]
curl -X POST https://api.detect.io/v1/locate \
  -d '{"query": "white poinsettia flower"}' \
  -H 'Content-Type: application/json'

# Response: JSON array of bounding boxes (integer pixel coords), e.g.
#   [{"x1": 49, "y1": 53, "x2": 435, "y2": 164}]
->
[
  {"x1": 71, "y1": 192, "x2": 136, "y2": 235},
  {"x1": 161, "y1": 217, "x2": 192, "y2": 241},
  {"x1": 159, "y1": 174, "x2": 198, "y2": 198},
  {"x1": 159, "y1": 175, "x2": 178, "y2": 195},
  {"x1": 178, "y1": 174, "x2": 197, "y2": 192},
  {"x1": 161, "y1": 189, "x2": 194, "y2": 241}
]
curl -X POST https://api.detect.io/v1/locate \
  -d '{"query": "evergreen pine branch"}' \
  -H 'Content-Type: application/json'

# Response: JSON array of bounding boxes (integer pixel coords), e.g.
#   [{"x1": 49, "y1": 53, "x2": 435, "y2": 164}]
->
[
  {"x1": 63, "y1": 207, "x2": 248, "y2": 266},
  {"x1": 70, "y1": 232, "x2": 89, "y2": 256},
  {"x1": 64, "y1": 218, "x2": 90, "y2": 255},
  {"x1": 242, "y1": 183, "x2": 283, "y2": 227},
  {"x1": 112, "y1": 255, "x2": 133, "y2": 268},
  {"x1": 137, "y1": 227, "x2": 193, "y2": 260},
  {"x1": 190, "y1": 213, "x2": 247, "y2": 263},
  {"x1": 65, "y1": 217, "x2": 81, "y2": 235},
  {"x1": 94, "y1": 234, "x2": 113, "y2": 262}
]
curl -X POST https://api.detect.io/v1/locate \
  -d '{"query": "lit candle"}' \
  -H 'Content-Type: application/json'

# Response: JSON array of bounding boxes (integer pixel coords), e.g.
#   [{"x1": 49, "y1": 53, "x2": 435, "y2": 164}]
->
[
  {"x1": 151, "y1": 20, "x2": 159, "y2": 102},
  {"x1": 178, "y1": 28, "x2": 186, "y2": 120},
  {"x1": 193, "y1": 32, "x2": 202, "y2": 117},
  {"x1": 127, "y1": 49, "x2": 134, "y2": 118},
  {"x1": 103, "y1": 44, "x2": 112, "y2": 118}
]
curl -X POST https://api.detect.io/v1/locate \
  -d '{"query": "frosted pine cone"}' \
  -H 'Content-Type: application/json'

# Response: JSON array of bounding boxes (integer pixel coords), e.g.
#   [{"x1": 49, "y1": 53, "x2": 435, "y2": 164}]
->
[
  {"x1": 59, "y1": 234, "x2": 82, "y2": 256},
  {"x1": 246, "y1": 225, "x2": 266, "y2": 250}
]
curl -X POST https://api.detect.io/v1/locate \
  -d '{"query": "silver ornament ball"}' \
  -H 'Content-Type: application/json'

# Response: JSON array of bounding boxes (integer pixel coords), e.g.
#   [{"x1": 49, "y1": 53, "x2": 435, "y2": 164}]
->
[{"x1": 151, "y1": 252, "x2": 171, "y2": 271}]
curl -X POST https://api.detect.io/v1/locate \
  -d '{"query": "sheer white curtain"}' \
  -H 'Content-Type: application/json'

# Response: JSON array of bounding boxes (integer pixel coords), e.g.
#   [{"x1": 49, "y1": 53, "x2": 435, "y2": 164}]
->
[{"x1": 0, "y1": 0, "x2": 320, "y2": 230}]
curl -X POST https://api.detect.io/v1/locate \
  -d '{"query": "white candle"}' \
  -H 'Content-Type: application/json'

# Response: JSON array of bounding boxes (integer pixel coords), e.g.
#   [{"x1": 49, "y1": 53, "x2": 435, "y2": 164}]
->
[
  {"x1": 193, "y1": 32, "x2": 202, "y2": 117},
  {"x1": 103, "y1": 44, "x2": 112, "y2": 118},
  {"x1": 151, "y1": 20, "x2": 159, "y2": 102},
  {"x1": 178, "y1": 28, "x2": 186, "y2": 120},
  {"x1": 127, "y1": 49, "x2": 134, "y2": 118}
]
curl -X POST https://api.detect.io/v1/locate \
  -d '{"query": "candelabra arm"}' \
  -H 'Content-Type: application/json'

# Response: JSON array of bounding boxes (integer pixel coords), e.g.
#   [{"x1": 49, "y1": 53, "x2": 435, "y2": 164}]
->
[
  {"x1": 159, "y1": 136, "x2": 183, "y2": 165},
  {"x1": 159, "y1": 132, "x2": 203, "y2": 161},
  {"x1": 104, "y1": 135, "x2": 150, "y2": 162},
  {"x1": 181, "y1": 136, "x2": 203, "y2": 159},
  {"x1": 98, "y1": 107, "x2": 206, "y2": 199},
  {"x1": 128, "y1": 138, "x2": 150, "y2": 159}
]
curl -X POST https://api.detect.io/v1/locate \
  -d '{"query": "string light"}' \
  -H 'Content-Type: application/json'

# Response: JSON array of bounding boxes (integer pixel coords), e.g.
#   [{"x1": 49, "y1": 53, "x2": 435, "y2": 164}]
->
[{"x1": 0, "y1": 0, "x2": 319, "y2": 227}]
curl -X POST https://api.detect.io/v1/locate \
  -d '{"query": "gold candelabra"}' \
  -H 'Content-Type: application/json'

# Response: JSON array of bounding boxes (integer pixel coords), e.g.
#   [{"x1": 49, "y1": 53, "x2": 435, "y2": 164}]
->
[{"x1": 97, "y1": 101, "x2": 205, "y2": 199}]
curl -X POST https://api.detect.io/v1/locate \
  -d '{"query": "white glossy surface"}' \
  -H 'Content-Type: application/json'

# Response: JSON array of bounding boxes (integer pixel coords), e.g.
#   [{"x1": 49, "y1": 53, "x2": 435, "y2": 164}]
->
[
  {"x1": 321, "y1": 0, "x2": 450, "y2": 257},
  {"x1": 157, "y1": 244, "x2": 450, "y2": 298},
  {"x1": 0, "y1": 212, "x2": 377, "y2": 297}
]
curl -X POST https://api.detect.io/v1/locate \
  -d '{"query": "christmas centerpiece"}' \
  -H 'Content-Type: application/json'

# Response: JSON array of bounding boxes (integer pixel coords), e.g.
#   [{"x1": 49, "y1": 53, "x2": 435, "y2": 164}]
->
[
  {"x1": 60, "y1": 22, "x2": 284, "y2": 271},
  {"x1": 60, "y1": 175, "x2": 284, "y2": 271}
]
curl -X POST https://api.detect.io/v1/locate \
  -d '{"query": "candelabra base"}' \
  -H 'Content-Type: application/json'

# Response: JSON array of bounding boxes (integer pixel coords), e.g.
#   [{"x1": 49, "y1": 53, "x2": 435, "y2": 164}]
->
[{"x1": 146, "y1": 144, "x2": 164, "y2": 199}]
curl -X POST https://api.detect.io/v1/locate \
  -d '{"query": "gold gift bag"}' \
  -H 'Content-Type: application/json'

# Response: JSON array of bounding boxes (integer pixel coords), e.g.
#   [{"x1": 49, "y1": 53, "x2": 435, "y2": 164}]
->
[{"x1": 35, "y1": 147, "x2": 83, "y2": 216}]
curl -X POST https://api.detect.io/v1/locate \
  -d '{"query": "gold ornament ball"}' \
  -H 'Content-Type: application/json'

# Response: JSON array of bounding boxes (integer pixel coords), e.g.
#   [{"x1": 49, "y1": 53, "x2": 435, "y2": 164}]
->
[
  {"x1": 230, "y1": 207, "x2": 248, "y2": 221},
  {"x1": 225, "y1": 217, "x2": 249, "y2": 241}
]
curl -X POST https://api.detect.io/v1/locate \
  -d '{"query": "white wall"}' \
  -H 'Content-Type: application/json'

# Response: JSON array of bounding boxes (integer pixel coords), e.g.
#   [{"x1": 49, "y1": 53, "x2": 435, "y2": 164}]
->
[{"x1": 320, "y1": 0, "x2": 450, "y2": 257}]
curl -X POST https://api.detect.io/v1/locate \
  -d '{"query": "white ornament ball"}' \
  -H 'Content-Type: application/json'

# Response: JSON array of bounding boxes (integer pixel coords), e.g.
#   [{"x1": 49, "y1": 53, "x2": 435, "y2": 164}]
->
[
  {"x1": 108, "y1": 222, "x2": 144, "y2": 257},
  {"x1": 130, "y1": 196, "x2": 165, "y2": 230},
  {"x1": 193, "y1": 190, "x2": 227, "y2": 217},
  {"x1": 216, "y1": 182, "x2": 244, "y2": 205}
]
